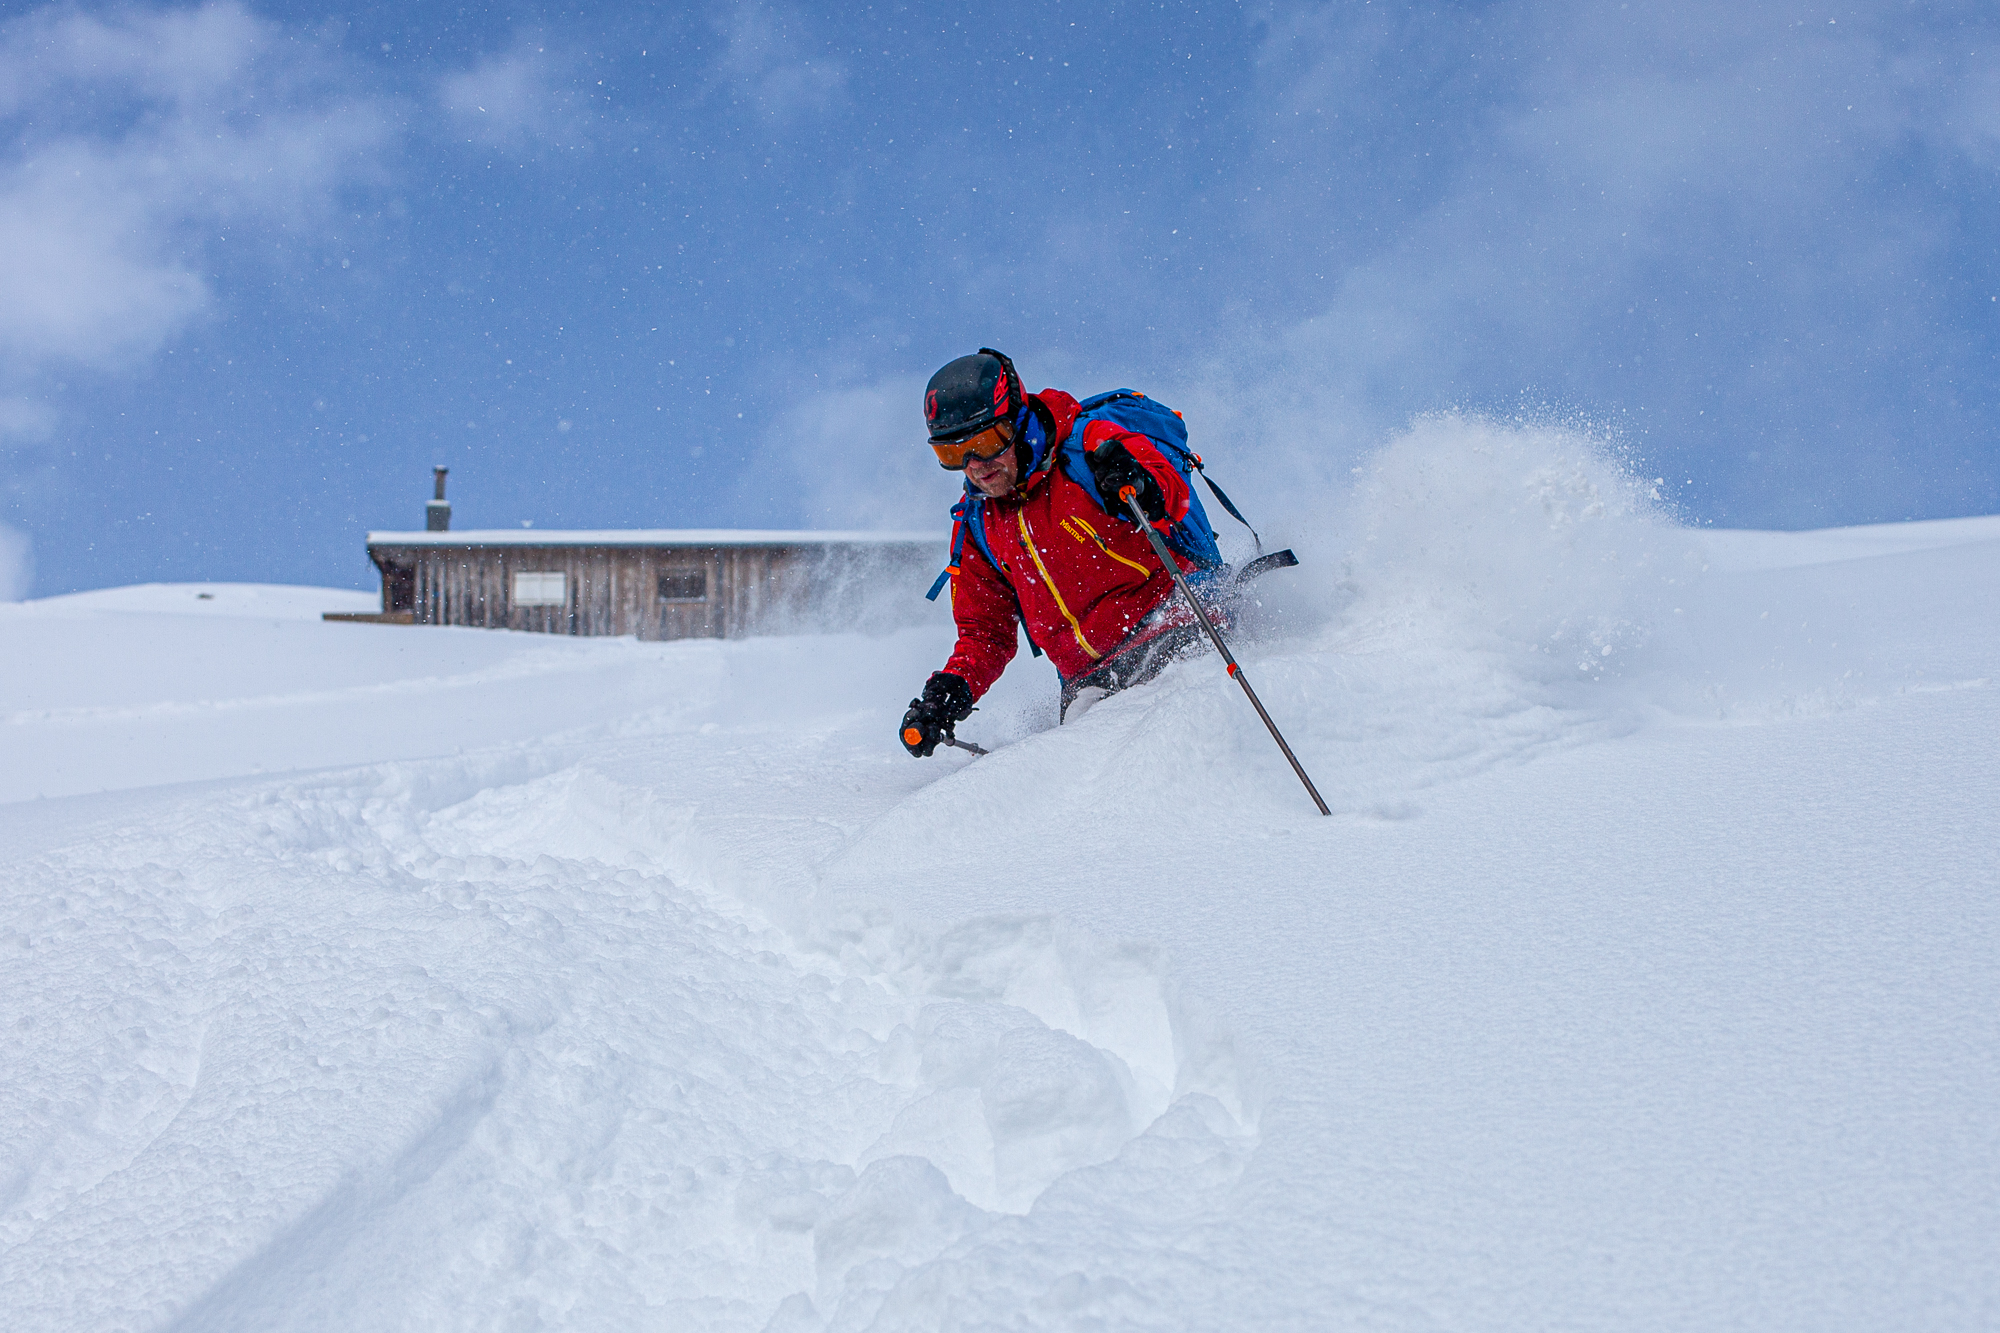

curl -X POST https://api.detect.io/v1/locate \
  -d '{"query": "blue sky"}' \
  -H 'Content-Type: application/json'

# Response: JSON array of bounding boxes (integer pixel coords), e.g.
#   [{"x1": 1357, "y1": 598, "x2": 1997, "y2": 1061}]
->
[{"x1": 1, "y1": 0, "x2": 1997, "y2": 597}]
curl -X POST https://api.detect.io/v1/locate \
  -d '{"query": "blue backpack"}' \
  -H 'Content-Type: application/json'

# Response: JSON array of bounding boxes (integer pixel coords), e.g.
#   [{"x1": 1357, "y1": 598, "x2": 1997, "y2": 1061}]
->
[{"x1": 926, "y1": 389, "x2": 1258, "y2": 605}]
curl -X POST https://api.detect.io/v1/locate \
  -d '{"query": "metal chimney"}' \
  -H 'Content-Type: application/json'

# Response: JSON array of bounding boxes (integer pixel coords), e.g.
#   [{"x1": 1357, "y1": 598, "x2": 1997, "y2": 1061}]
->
[{"x1": 426, "y1": 466, "x2": 451, "y2": 531}]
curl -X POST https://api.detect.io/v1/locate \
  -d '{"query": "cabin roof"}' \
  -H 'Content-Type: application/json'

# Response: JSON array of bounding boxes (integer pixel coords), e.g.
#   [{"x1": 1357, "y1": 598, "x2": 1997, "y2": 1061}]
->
[{"x1": 367, "y1": 528, "x2": 944, "y2": 549}]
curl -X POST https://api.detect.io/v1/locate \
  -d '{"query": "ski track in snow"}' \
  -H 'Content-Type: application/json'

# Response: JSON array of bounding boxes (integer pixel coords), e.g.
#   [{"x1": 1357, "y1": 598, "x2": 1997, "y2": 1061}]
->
[{"x1": 3, "y1": 422, "x2": 1997, "y2": 1330}]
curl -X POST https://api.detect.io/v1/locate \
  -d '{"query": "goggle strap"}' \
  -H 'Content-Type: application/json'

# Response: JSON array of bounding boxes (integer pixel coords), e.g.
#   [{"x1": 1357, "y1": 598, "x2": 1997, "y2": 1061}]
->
[{"x1": 978, "y1": 347, "x2": 1022, "y2": 419}]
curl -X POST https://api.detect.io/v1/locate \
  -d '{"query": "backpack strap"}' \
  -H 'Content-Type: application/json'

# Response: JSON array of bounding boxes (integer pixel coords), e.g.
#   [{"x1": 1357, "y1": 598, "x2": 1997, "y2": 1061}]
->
[
  {"x1": 1191, "y1": 462, "x2": 1263, "y2": 555},
  {"x1": 1145, "y1": 437, "x2": 1263, "y2": 556},
  {"x1": 925, "y1": 497, "x2": 972, "y2": 601},
  {"x1": 924, "y1": 492, "x2": 1044, "y2": 658}
]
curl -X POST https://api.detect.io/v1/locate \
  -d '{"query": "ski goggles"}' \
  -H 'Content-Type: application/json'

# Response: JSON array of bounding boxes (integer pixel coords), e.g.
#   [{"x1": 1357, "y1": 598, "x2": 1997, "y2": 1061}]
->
[{"x1": 931, "y1": 422, "x2": 1013, "y2": 471}]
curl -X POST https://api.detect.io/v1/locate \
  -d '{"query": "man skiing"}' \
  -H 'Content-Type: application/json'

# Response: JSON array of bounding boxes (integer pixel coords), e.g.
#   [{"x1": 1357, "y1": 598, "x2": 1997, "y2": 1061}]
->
[{"x1": 900, "y1": 348, "x2": 1217, "y2": 757}]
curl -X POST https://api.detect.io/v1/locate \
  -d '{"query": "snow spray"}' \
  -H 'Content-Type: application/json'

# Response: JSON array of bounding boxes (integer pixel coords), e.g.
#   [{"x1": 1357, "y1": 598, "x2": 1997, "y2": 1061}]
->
[{"x1": 1120, "y1": 487, "x2": 1331, "y2": 815}]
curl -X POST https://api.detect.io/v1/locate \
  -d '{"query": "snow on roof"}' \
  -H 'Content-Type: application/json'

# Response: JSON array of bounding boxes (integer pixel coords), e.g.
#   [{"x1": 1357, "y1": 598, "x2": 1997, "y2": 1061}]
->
[{"x1": 365, "y1": 528, "x2": 945, "y2": 548}]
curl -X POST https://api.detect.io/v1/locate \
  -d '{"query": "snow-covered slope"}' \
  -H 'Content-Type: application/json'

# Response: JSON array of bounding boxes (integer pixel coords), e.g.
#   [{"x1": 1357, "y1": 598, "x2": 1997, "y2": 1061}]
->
[{"x1": 3, "y1": 421, "x2": 1995, "y2": 1331}]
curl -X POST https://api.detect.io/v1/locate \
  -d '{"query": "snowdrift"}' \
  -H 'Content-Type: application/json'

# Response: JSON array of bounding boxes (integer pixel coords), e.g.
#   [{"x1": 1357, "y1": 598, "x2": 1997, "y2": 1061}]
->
[{"x1": 3, "y1": 419, "x2": 1995, "y2": 1331}]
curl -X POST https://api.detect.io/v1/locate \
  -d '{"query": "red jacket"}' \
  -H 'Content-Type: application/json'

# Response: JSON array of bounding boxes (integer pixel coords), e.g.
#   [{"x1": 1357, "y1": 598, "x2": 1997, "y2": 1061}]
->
[{"x1": 943, "y1": 389, "x2": 1194, "y2": 696}]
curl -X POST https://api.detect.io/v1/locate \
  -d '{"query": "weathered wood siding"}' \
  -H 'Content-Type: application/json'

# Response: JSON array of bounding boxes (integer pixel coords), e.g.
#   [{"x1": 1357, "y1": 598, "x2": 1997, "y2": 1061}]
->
[{"x1": 371, "y1": 539, "x2": 939, "y2": 640}]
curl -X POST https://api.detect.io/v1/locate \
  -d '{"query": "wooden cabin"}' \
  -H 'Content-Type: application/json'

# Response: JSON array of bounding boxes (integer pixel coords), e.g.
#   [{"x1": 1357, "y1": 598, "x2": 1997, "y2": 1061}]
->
[{"x1": 349, "y1": 529, "x2": 945, "y2": 640}]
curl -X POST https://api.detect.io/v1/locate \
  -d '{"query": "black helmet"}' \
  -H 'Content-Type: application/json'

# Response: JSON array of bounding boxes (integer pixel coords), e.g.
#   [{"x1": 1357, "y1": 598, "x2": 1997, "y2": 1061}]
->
[{"x1": 924, "y1": 348, "x2": 1023, "y2": 443}]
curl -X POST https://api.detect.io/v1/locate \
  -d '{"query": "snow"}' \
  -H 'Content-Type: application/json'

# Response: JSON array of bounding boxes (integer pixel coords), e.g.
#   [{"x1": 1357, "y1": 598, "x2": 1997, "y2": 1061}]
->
[{"x1": 3, "y1": 420, "x2": 1996, "y2": 1331}]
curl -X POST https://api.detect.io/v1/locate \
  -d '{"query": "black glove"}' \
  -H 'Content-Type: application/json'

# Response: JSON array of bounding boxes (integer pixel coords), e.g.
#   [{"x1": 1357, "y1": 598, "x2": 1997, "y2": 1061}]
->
[
  {"x1": 1086, "y1": 439, "x2": 1167, "y2": 524},
  {"x1": 900, "y1": 671, "x2": 975, "y2": 757}
]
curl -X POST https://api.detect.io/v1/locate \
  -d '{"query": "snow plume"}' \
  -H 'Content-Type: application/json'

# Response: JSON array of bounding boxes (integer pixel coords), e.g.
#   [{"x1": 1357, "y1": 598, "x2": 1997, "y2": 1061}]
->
[
  {"x1": 1331, "y1": 414, "x2": 1686, "y2": 676},
  {"x1": 764, "y1": 373, "x2": 938, "y2": 533},
  {"x1": 0, "y1": 1, "x2": 390, "y2": 374},
  {"x1": 1218, "y1": 415, "x2": 1695, "y2": 807},
  {"x1": 917, "y1": 414, "x2": 1696, "y2": 820},
  {"x1": 728, "y1": 372, "x2": 955, "y2": 634},
  {"x1": 1305, "y1": 414, "x2": 1963, "y2": 728},
  {"x1": 0, "y1": 520, "x2": 30, "y2": 600}
]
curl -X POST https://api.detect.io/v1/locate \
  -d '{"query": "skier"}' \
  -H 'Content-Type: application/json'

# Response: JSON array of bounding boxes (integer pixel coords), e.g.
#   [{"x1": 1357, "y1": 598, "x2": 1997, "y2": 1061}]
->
[{"x1": 900, "y1": 349, "x2": 1217, "y2": 757}]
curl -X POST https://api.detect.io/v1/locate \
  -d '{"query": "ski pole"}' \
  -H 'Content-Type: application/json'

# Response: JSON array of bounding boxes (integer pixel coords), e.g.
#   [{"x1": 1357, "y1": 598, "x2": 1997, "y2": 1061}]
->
[
  {"x1": 1121, "y1": 487, "x2": 1331, "y2": 816},
  {"x1": 943, "y1": 733, "x2": 988, "y2": 757}
]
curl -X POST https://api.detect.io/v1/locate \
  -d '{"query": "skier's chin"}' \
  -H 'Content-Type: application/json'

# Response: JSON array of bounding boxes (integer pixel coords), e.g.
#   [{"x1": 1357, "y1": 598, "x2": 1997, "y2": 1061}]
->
[{"x1": 966, "y1": 465, "x2": 1013, "y2": 496}]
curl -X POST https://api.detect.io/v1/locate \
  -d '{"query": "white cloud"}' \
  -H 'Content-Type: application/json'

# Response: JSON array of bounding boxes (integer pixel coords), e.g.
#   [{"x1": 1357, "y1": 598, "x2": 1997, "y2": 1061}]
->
[
  {"x1": 0, "y1": 1, "x2": 392, "y2": 375},
  {"x1": 1955, "y1": 61, "x2": 2000, "y2": 163},
  {"x1": 0, "y1": 0, "x2": 260, "y2": 115},
  {"x1": 710, "y1": 0, "x2": 845, "y2": 123},
  {"x1": 0, "y1": 520, "x2": 30, "y2": 600},
  {"x1": 0, "y1": 148, "x2": 210, "y2": 370},
  {"x1": 438, "y1": 37, "x2": 580, "y2": 147},
  {"x1": 0, "y1": 396, "x2": 56, "y2": 441},
  {"x1": 1209, "y1": 0, "x2": 2000, "y2": 523}
]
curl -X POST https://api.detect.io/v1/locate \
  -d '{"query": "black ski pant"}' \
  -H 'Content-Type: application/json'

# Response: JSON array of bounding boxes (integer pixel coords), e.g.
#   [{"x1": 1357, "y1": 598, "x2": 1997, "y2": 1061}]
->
[{"x1": 1056, "y1": 617, "x2": 1210, "y2": 721}]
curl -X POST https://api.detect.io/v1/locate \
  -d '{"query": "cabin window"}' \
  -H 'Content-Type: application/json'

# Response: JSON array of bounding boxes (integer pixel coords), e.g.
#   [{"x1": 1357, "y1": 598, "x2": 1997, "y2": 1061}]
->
[
  {"x1": 658, "y1": 569, "x2": 707, "y2": 602},
  {"x1": 512, "y1": 571, "x2": 567, "y2": 606},
  {"x1": 382, "y1": 562, "x2": 416, "y2": 613}
]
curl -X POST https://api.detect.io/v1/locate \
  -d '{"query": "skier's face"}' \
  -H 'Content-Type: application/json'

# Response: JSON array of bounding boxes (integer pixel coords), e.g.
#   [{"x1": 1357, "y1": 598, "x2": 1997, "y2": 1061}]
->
[{"x1": 963, "y1": 423, "x2": 1019, "y2": 497}]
